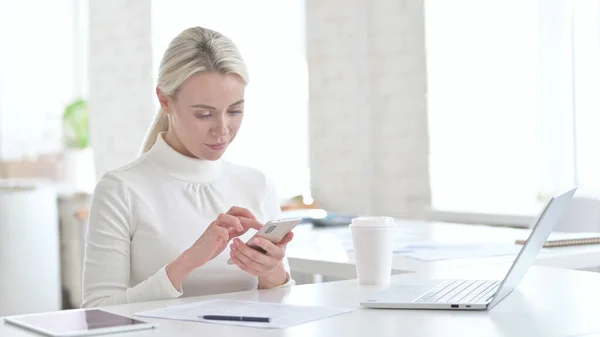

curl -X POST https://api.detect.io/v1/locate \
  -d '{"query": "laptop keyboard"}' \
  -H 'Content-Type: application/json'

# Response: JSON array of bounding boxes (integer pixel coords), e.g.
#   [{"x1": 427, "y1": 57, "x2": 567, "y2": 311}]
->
[{"x1": 414, "y1": 280, "x2": 501, "y2": 304}]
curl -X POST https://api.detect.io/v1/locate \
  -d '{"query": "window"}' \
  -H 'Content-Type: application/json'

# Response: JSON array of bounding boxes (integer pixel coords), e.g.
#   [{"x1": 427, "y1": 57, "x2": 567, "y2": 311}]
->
[
  {"x1": 425, "y1": 0, "x2": 541, "y2": 216},
  {"x1": 151, "y1": 0, "x2": 309, "y2": 201},
  {"x1": 572, "y1": 0, "x2": 600, "y2": 188},
  {"x1": 0, "y1": 0, "x2": 76, "y2": 160},
  {"x1": 425, "y1": 0, "x2": 600, "y2": 219}
]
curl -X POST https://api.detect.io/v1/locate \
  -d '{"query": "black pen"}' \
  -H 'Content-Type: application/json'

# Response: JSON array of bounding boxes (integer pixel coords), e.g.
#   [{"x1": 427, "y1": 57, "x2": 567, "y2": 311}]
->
[{"x1": 201, "y1": 315, "x2": 270, "y2": 323}]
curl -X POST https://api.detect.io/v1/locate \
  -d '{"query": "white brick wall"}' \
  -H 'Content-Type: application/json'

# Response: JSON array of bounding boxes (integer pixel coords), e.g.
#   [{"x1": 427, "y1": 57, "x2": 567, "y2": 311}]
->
[
  {"x1": 307, "y1": 0, "x2": 431, "y2": 218},
  {"x1": 88, "y1": 0, "x2": 155, "y2": 178}
]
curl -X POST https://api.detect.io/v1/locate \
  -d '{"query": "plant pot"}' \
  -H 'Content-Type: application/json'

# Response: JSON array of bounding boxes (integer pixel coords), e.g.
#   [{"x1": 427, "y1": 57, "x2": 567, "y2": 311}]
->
[{"x1": 63, "y1": 147, "x2": 96, "y2": 193}]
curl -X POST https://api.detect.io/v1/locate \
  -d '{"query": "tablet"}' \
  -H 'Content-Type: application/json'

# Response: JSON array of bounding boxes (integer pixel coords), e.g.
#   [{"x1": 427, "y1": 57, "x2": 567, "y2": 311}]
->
[{"x1": 3, "y1": 309, "x2": 158, "y2": 337}]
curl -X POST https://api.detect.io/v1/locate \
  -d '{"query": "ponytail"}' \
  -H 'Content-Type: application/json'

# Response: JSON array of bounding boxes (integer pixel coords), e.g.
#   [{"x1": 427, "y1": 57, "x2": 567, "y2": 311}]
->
[{"x1": 140, "y1": 108, "x2": 169, "y2": 154}]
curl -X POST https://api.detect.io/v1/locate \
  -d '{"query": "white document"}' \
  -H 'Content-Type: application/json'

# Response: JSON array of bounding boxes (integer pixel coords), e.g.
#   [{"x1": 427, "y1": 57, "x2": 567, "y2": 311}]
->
[
  {"x1": 393, "y1": 242, "x2": 526, "y2": 261},
  {"x1": 135, "y1": 299, "x2": 353, "y2": 329}
]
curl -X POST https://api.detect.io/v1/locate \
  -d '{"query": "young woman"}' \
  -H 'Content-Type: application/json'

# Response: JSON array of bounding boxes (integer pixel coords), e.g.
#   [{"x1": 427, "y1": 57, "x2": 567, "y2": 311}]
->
[{"x1": 81, "y1": 26, "x2": 295, "y2": 308}]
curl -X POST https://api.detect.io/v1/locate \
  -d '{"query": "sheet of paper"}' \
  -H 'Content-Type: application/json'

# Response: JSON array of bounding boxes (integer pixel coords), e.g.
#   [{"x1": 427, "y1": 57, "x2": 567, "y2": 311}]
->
[
  {"x1": 346, "y1": 240, "x2": 525, "y2": 261},
  {"x1": 391, "y1": 242, "x2": 525, "y2": 261},
  {"x1": 135, "y1": 299, "x2": 354, "y2": 329}
]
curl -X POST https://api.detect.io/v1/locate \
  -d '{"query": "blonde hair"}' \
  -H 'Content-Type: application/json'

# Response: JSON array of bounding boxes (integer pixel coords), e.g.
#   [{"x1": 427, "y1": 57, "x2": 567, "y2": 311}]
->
[{"x1": 140, "y1": 27, "x2": 248, "y2": 154}]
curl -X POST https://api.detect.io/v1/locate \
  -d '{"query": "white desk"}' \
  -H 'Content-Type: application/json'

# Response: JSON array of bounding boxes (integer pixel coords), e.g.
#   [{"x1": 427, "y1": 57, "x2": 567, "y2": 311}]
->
[
  {"x1": 2, "y1": 265, "x2": 600, "y2": 337},
  {"x1": 286, "y1": 220, "x2": 600, "y2": 279}
]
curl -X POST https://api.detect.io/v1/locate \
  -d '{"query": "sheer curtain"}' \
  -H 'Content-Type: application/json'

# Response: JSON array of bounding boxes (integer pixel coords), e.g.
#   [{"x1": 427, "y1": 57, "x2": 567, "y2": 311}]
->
[{"x1": 151, "y1": 0, "x2": 309, "y2": 201}]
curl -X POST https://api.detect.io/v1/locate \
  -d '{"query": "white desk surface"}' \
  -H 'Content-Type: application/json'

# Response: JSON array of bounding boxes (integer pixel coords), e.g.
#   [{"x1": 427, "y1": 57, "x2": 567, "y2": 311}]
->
[
  {"x1": 286, "y1": 219, "x2": 600, "y2": 279},
  {"x1": 2, "y1": 265, "x2": 600, "y2": 337}
]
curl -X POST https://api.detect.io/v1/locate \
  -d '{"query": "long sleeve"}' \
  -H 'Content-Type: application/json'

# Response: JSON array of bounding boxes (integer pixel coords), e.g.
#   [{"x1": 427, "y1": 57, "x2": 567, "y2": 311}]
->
[{"x1": 81, "y1": 172, "x2": 182, "y2": 308}]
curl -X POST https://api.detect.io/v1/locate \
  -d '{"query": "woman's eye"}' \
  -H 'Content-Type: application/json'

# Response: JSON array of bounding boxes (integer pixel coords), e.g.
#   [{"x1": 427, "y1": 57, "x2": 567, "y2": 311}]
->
[
  {"x1": 194, "y1": 113, "x2": 211, "y2": 120},
  {"x1": 228, "y1": 110, "x2": 243, "y2": 115}
]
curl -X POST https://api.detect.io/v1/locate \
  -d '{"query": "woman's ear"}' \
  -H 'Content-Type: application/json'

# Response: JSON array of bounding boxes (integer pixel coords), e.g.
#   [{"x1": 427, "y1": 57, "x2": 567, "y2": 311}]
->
[{"x1": 156, "y1": 87, "x2": 171, "y2": 112}]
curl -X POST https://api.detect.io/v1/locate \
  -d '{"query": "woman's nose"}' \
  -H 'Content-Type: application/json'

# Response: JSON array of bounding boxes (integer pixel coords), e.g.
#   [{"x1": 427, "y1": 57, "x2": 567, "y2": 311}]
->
[{"x1": 211, "y1": 115, "x2": 229, "y2": 137}]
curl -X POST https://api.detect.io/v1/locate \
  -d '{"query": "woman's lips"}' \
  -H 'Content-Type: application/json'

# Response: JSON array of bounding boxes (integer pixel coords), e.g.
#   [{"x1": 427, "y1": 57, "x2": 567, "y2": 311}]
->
[{"x1": 205, "y1": 142, "x2": 227, "y2": 151}]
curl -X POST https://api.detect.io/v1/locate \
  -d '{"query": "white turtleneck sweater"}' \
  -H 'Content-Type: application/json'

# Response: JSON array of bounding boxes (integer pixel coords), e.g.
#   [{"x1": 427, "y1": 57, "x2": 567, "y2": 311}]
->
[{"x1": 81, "y1": 133, "x2": 294, "y2": 308}]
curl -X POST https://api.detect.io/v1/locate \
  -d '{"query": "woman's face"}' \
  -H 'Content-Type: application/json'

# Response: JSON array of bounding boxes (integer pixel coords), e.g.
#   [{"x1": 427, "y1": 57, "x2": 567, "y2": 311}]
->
[{"x1": 159, "y1": 72, "x2": 246, "y2": 161}]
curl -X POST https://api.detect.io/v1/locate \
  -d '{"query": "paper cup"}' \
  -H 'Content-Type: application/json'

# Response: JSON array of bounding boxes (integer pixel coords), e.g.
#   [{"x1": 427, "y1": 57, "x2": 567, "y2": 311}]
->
[{"x1": 349, "y1": 217, "x2": 395, "y2": 285}]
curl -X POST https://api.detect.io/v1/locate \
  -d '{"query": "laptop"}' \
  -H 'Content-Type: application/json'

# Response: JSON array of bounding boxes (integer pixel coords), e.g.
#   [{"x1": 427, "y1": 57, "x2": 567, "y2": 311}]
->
[{"x1": 360, "y1": 187, "x2": 577, "y2": 311}]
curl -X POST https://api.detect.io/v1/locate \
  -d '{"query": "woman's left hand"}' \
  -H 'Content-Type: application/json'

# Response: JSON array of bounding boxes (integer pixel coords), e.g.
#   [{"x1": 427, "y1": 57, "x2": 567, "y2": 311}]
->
[{"x1": 229, "y1": 232, "x2": 294, "y2": 285}]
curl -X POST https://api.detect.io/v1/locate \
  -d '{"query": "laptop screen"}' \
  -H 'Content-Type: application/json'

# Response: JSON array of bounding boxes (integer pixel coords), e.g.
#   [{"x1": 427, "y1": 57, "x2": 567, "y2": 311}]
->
[{"x1": 488, "y1": 188, "x2": 577, "y2": 309}]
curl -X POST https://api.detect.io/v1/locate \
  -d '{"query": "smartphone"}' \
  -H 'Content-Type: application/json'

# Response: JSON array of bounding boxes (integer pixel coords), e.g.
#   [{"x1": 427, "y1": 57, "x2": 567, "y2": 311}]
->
[{"x1": 227, "y1": 218, "x2": 302, "y2": 265}]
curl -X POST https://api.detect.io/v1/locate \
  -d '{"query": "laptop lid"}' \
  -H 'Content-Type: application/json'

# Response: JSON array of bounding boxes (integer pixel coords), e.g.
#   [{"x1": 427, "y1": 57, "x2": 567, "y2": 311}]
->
[{"x1": 487, "y1": 187, "x2": 577, "y2": 310}]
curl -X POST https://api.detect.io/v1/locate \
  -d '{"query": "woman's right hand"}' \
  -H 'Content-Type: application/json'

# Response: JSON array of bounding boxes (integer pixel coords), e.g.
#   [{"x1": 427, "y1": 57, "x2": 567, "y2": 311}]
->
[{"x1": 166, "y1": 207, "x2": 263, "y2": 290}]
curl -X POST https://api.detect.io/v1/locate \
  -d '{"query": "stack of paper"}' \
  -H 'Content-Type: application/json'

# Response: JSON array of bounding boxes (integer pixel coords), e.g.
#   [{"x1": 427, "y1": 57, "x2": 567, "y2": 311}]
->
[{"x1": 136, "y1": 299, "x2": 354, "y2": 329}]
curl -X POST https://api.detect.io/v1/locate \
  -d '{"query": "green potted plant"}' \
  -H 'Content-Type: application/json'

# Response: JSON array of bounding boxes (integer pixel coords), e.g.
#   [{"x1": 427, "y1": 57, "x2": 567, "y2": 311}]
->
[
  {"x1": 63, "y1": 98, "x2": 89, "y2": 149},
  {"x1": 62, "y1": 98, "x2": 95, "y2": 192}
]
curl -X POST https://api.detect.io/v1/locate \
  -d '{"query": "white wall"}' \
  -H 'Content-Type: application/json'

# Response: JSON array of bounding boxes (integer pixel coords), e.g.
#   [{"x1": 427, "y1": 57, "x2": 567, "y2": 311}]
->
[
  {"x1": 306, "y1": 0, "x2": 431, "y2": 217},
  {"x1": 0, "y1": 0, "x2": 76, "y2": 161},
  {"x1": 87, "y1": 0, "x2": 155, "y2": 178}
]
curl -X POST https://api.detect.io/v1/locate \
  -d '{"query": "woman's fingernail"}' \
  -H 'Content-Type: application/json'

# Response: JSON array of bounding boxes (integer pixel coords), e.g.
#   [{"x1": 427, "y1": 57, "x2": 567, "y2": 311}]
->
[{"x1": 230, "y1": 244, "x2": 236, "y2": 251}]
